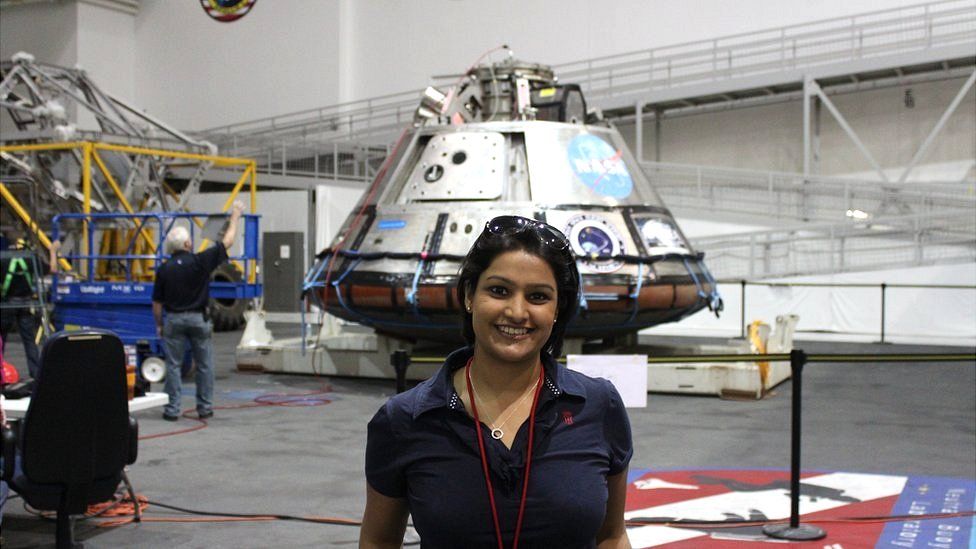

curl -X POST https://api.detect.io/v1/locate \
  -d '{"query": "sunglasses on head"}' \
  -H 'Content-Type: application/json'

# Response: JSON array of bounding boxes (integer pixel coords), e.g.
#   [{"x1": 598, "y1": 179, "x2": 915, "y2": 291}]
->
[{"x1": 483, "y1": 215, "x2": 571, "y2": 251}]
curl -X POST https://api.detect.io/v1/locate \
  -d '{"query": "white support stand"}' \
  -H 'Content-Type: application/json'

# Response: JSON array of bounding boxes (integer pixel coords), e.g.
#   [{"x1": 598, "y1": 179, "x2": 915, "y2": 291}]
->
[
  {"x1": 236, "y1": 313, "x2": 440, "y2": 381},
  {"x1": 239, "y1": 310, "x2": 274, "y2": 348},
  {"x1": 238, "y1": 309, "x2": 799, "y2": 398},
  {"x1": 639, "y1": 315, "x2": 799, "y2": 399}
]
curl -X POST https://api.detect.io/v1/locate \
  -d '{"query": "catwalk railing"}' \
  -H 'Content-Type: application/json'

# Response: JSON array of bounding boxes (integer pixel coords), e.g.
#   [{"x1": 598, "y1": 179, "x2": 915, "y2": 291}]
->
[
  {"x1": 693, "y1": 210, "x2": 976, "y2": 280},
  {"x1": 198, "y1": 0, "x2": 976, "y2": 157},
  {"x1": 556, "y1": 0, "x2": 976, "y2": 102},
  {"x1": 246, "y1": 141, "x2": 390, "y2": 184},
  {"x1": 640, "y1": 161, "x2": 976, "y2": 224}
]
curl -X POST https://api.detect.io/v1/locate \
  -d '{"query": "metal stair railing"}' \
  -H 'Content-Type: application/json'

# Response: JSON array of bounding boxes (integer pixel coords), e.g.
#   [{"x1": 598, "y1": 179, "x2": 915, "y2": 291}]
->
[
  {"x1": 691, "y1": 210, "x2": 976, "y2": 279},
  {"x1": 556, "y1": 0, "x2": 976, "y2": 102},
  {"x1": 200, "y1": 90, "x2": 418, "y2": 151},
  {"x1": 256, "y1": 141, "x2": 389, "y2": 182},
  {"x1": 641, "y1": 160, "x2": 976, "y2": 224},
  {"x1": 196, "y1": 0, "x2": 975, "y2": 159}
]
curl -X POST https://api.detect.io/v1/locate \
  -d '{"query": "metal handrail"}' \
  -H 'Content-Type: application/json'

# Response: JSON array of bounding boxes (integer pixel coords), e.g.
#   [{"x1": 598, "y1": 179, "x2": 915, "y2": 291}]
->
[
  {"x1": 693, "y1": 210, "x2": 975, "y2": 241},
  {"x1": 641, "y1": 160, "x2": 976, "y2": 224},
  {"x1": 556, "y1": 2, "x2": 974, "y2": 73},
  {"x1": 643, "y1": 159, "x2": 973, "y2": 185},
  {"x1": 690, "y1": 210, "x2": 976, "y2": 279},
  {"x1": 197, "y1": 0, "x2": 976, "y2": 146},
  {"x1": 200, "y1": 89, "x2": 420, "y2": 137}
]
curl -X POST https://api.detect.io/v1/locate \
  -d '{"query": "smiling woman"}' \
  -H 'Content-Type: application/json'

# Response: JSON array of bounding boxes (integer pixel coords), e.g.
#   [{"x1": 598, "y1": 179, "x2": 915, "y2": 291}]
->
[{"x1": 360, "y1": 216, "x2": 634, "y2": 549}]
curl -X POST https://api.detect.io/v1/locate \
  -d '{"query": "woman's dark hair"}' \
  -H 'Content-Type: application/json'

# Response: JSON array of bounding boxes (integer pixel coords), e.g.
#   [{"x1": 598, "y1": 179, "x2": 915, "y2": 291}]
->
[{"x1": 457, "y1": 217, "x2": 580, "y2": 358}]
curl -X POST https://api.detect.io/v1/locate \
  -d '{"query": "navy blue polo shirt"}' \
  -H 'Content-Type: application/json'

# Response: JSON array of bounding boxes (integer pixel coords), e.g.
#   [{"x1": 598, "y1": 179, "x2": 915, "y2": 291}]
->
[
  {"x1": 365, "y1": 347, "x2": 633, "y2": 549},
  {"x1": 152, "y1": 246, "x2": 227, "y2": 313}
]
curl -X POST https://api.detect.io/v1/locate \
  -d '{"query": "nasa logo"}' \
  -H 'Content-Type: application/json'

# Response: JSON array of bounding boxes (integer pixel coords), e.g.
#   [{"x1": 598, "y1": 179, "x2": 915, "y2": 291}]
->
[
  {"x1": 563, "y1": 214, "x2": 626, "y2": 273},
  {"x1": 624, "y1": 468, "x2": 976, "y2": 549},
  {"x1": 566, "y1": 134, "x2": 633, "y2": 199},
  {"x1": 199, "y1": 0, "x2": 257, "y2": 23}
]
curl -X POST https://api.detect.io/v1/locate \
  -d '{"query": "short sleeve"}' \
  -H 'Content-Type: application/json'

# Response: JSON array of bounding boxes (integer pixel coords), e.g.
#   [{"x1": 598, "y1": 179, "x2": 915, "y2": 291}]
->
[
  {"x1": 197, "y1": 245, "x2": 228, "y2": 273},
  {"x1": 602, "y1": 379, "x2": 633, "y2": 475},
  {"x1": 151, "y1": 265, "x2": 165, "y2": 302},
  {"x1": 365, "y1": 403, "x2": 407, "y2": 498}
]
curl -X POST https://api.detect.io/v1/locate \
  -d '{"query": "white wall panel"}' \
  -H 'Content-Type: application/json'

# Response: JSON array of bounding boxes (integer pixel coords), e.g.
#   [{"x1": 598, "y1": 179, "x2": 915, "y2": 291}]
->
[
  {"x1": 0, "y1": 2, "x2": 78, "y2": 68},
  {"x1": 315, "y1": 184, "x2": 366, "y2": 253},
  {"x1": 185, "y1": 190, "x2": 310, "y2": 262},
  {"x1": 133, "y1": 0, "x2": 342, "y2": 130},
  {"x1": 75, "y1": 3, "x2": 136, "y2": 128},
  {"x1": 818, "y1": 77, "x2": 976, "y2": 179},
  {"x1": 618, "y1": 76, "x2": 976, "y2": 177},
  {"x1": 342, "y1": 0, "x2": 926, "y2": 100}
]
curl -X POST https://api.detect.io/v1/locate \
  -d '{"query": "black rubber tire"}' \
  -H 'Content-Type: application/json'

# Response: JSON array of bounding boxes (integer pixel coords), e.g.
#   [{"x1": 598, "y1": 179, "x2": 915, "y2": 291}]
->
[{"x1": 209, "y1": 263, "x2": 246, "y2": 331}]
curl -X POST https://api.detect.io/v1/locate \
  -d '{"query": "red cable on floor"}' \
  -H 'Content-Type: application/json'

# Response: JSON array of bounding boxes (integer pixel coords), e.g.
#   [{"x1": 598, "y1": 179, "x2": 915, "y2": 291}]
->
[{"x1": 139, "y1": 385, "x2": 333, "y2": 440}]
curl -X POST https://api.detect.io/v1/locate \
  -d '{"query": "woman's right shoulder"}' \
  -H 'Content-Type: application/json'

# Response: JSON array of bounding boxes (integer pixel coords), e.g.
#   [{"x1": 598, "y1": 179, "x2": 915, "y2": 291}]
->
[
  {"x1": 372, "y1": 375, "x2": 437, "y2": 424},
  {"x1": 371, "y1": 347, "x2": 470, "y2": 426}
]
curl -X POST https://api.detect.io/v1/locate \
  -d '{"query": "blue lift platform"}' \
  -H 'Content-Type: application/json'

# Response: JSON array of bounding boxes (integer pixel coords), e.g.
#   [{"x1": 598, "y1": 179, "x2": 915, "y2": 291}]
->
[{"x1": 50, "y1": 211, "x2": 261, "y2": 374}]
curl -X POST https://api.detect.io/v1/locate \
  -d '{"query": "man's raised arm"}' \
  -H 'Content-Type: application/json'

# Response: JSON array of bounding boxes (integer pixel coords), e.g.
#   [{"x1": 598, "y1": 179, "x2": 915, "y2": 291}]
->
[{"x1": 221, "y1": 201, "x2": 246, "y2": 250}]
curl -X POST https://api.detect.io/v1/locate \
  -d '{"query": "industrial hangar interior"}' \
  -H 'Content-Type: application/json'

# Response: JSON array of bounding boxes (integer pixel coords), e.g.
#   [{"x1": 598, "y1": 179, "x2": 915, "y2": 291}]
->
[{"x1": 0, "y1": 0, "x2": 974, "y2": 547}]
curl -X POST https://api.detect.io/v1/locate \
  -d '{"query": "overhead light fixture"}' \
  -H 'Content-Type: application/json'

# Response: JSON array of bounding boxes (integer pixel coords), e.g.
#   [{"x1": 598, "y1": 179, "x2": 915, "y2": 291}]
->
[{"x1": 846, "y1": 209, "x2": 870, "y2": 220}]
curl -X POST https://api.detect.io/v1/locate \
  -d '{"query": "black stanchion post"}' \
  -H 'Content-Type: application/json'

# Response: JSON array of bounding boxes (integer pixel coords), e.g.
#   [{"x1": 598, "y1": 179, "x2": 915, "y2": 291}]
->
[
  {"x1": 391, "y1": 350, "x2": 410, "y2": 394},
  {"x1": 740, "y1": 279, "x2": 747, "y2": 339},
  {"x1": 880, "y1": 283, "x2": 887, "y2": 344},
  {"x1": 762, "y1": 349, "x2": 826, "y2": 541}
]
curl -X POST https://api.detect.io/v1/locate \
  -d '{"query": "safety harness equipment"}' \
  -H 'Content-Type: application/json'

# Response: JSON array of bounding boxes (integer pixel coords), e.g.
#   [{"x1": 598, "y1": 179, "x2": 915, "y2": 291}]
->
[{"x1": 1, "y1": 256, "x2": 33, "y2": 299}]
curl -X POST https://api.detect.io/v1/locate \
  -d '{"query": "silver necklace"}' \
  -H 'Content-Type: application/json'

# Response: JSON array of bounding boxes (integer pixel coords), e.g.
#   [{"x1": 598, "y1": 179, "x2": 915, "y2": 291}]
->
[{"x1": 467, "y1": 364, "x2": 538, "y2": 440}]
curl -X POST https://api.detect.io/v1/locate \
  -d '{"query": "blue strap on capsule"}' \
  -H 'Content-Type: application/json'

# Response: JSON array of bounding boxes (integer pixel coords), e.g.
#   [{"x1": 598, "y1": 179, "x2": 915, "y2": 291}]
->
[{"x1": 627, "y1": 261, "x2": 645, "y2": 323}]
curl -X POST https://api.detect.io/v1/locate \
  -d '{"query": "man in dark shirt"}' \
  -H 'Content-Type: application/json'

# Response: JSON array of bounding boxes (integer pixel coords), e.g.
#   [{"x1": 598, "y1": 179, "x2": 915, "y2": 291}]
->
[
  {"x1": 0, "y1": 235, "x2": 58, "y2": 379},
  {"x1": 152, "y1": 202, "x2": 244, "y2": 421}
]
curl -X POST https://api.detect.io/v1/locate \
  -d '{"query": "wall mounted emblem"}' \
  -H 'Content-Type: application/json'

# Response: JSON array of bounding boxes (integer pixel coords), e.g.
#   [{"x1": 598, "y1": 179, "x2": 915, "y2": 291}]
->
[{"x1": 200, "y1": 0, "x2": 257, "y2": 23}]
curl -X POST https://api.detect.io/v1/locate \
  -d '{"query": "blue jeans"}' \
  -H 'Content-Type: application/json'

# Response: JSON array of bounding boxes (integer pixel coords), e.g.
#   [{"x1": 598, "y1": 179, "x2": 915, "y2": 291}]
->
[
  {"x1": 0, "y1": 451, "x2": 14, "y2": 530},
  {"x1": 0, "y1": 301, "x2": 41, "y2": 379},
  {"x1": 162, "y1": 312, "x2": 214, "y2": 417},
  {"x1": 1, "y1": 477, "x2": 7, "y2": 530}
]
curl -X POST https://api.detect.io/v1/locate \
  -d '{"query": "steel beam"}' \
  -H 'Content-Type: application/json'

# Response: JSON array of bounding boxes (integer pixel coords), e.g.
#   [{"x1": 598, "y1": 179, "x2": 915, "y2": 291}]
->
[
  {"x1": 803, "y1": 76, "x2": 811, "y2": 177},
  {"x1": 810, "y1": 79, "x2": 890, "y2": 182},
  {"x1": 635, "y1": 101, "x2": 644, "y2": 163},
  {"x1": 898, "y1": 70, "x2": 976, "y2": 183}
]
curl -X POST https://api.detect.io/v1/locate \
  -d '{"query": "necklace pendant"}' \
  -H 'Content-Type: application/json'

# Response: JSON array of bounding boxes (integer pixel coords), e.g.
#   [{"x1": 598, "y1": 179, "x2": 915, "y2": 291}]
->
[{"x1": 490, "y1": 428, "x2": 504, "y2": 440}]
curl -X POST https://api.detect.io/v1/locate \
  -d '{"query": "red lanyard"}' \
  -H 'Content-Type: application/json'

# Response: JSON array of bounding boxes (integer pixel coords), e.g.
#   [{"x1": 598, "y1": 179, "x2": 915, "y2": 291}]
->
[{"x1": 465, "y1": 358, "x2": 545, "y2": 549}]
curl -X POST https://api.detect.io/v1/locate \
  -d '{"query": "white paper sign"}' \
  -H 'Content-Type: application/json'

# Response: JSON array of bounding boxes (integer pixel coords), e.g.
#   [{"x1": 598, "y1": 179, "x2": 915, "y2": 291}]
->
[
  {"x1": 567, "y1": 354, "x2": 647, "y2": 408},
  {"x1": 280, "y1": 245, "x2": 290, "y2": 259}
]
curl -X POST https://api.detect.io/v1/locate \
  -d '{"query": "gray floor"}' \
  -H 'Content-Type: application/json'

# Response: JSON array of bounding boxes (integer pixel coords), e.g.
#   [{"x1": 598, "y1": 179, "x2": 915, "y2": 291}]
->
[{"x1": 2, "y1": 324, "x2": 974, "y2": 548}]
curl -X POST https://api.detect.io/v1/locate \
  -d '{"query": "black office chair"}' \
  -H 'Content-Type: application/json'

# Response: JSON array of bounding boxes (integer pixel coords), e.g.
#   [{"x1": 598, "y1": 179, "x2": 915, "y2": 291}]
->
[{"x1": 1, "y1": 329, "x2": 139, "y2": 549}]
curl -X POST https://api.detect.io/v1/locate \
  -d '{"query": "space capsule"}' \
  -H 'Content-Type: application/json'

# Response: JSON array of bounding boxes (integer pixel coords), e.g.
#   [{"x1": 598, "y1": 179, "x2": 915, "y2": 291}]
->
[{"x1": 306, "y1": 58, "x2": 721, "y2": 343}]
